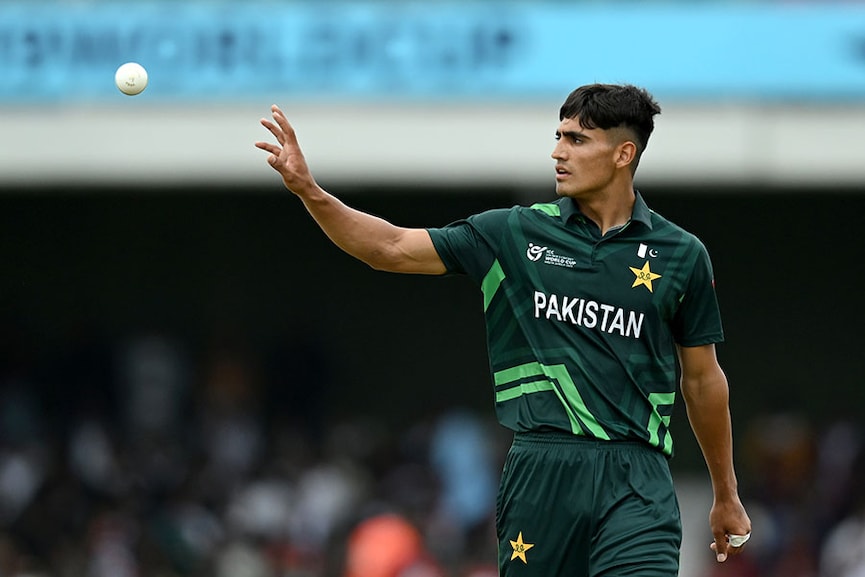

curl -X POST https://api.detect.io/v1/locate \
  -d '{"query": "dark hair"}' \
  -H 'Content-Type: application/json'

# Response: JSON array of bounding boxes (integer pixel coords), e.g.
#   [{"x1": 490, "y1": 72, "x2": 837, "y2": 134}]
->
[{"x1": 559, "y1": 84, "x2": 661, "y2": 169}]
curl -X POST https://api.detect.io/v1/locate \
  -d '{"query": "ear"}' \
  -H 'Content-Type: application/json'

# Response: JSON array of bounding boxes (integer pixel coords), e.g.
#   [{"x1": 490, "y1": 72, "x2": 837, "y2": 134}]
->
[{"x1": 615, "y1": 141, "x2": 637, "y2": 169}]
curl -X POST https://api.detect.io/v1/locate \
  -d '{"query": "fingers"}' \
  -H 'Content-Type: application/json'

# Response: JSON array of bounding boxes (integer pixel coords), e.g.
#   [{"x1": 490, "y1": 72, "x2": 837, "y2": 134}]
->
[
  {"x1": 259, "y1": 117, "x2": 285, "y2": 146},
  {"x1": 255, "y1": 104, "x2": 308, "y2": 177},
  {"x1": 709, "y1": 533, "x2": 751, "y2": 563},
  {"x1": 710, "y1": 535, "x2": 729, "y2": 563},
  {"x1": 255, "y1": 119, "x2": 283, "y2": 169},
  {"x1": 257, "y1": 105, "x2": 300, "y2": 151},
  {"x1": 255, "y1": 107, "x2": 286, "y2": 164},
  {"x1": 254, "y1": 141, "x2": 280, "y2": 155},
  {"x1": 254, "y1": 142, "x2": 281, "y2": 167},
  {"x1": 269, "y1": 104, "x2": 299, "y2": 145}
]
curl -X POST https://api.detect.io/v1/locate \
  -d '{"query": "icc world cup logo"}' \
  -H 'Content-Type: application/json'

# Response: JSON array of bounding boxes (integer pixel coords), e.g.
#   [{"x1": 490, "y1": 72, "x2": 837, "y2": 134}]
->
[{"x1": 526, "y1": 243, "x2": 547, "y2": 262}]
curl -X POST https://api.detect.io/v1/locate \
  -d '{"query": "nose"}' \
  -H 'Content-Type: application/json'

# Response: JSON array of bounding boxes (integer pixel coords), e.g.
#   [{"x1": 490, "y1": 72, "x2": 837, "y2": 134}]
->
[{"x1": 551, "y1": 139, "x2": 566, "y2": 160}]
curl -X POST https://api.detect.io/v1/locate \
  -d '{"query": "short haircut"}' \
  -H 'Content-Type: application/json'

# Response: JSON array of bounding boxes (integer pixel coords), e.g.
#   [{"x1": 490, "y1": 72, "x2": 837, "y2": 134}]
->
[{"x1": 559, "y1": 84, "x2": 661, "y2": 170}]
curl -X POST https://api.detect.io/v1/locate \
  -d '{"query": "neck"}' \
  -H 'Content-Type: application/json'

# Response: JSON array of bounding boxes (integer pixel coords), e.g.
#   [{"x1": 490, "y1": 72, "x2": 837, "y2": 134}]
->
[{"x1": 576, "y1": 188, "x2": 637, "y2": 236}]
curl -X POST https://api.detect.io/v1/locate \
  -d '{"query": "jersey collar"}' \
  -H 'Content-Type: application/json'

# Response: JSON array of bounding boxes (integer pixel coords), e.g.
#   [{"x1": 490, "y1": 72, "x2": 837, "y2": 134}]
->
[
  {"x1": 559, "y1": 191, "x2": 653, "y2": 231},
  {"x1": 631, "y1": 191, "x2": 653, "y2": 230}
]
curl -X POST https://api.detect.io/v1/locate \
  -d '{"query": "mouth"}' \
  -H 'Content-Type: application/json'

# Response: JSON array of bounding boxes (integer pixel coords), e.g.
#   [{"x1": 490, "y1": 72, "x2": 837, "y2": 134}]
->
[{"x1": 555, "y1": 166, "x2": 571, "y2": 181}]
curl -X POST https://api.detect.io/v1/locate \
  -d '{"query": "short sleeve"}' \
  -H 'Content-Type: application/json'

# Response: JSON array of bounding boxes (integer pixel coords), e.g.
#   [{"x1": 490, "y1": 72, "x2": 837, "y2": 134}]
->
[
  {"x1": 426, "y1": 209, "x2": 510, "y2": 283},
  {"x1": 671, "y1": 242, "x2": 725, "y2": 346}
]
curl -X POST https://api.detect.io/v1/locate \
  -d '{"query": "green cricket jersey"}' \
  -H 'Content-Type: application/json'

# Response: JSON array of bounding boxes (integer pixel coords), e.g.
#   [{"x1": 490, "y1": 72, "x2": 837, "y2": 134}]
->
[{"x1": 427, "y1": 192, "x2": 723, "y2": 456}]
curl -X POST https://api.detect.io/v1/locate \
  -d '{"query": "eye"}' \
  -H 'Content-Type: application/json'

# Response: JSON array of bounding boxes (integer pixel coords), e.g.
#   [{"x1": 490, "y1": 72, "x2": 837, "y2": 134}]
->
[{"x1": 554, "y1": 133, "x2": 582, "y2": 144}]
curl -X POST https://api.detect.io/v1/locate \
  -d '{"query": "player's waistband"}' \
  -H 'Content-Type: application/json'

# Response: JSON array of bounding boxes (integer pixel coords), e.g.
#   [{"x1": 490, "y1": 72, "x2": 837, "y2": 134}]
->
[{"x1": 513, "y1": 430, "x2": 652, "y2": 452}]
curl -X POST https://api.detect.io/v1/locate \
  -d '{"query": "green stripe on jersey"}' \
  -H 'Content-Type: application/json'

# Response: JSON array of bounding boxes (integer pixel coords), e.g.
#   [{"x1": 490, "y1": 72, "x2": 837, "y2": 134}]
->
[
  {"x1": 494, "y1": 362, "x2": 610, "y2": 439},
  {"x1": 481, "y1": 259, "x2": 506, "y2": 312},
  {"x1": 647, "y1": 392, "x2": 676, "y2": 456},
  {"x1": 530, "y1": 203, "x2": 561, "y2": 217},
  {"x1": 495, "y1": 380, "x2": 555, "y2": 402}
]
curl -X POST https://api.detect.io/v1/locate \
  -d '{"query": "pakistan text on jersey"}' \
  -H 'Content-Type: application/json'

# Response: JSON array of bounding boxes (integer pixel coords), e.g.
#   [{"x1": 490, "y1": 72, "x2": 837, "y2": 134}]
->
[{"x1": 533, "y1": 291, "x2": 645, "y2": 339}]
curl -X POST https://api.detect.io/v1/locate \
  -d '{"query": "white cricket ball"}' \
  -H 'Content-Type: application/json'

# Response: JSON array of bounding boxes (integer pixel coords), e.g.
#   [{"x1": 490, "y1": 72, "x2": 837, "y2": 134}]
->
[{"x1": 115, "y1": 62, "x2": 148, "y2": 96}]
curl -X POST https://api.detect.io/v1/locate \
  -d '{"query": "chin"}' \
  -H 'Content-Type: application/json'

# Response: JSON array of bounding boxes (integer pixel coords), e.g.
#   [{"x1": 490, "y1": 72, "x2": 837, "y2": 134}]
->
[{"x1": 555, "y1": 185, "x2": 580, "y2": 199}]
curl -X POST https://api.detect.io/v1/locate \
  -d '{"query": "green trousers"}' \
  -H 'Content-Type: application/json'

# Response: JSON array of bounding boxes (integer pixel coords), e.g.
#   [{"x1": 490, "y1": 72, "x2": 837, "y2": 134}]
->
[{"x1": 496, "y1": 431, "x2": 682, "y2": 577}]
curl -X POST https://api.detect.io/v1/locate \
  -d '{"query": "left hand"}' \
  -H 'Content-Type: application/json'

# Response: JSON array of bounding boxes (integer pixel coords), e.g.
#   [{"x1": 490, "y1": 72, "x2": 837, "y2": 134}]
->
[{"x1": 708, "y1": 495, "x2": 752, "y2": 562}]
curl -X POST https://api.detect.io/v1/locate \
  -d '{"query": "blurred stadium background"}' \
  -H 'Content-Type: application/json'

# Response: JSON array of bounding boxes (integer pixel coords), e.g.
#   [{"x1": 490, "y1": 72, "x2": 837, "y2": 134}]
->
[{"x1": 1, "y1": 1, "x2": 864, "y2": 576}]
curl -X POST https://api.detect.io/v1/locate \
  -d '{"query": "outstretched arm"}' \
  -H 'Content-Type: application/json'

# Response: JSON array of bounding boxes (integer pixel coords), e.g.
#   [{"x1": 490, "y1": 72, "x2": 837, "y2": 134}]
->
[
  {"x1": 255, "y1": 105, "x2": 446, "y2": 275},
  {"x1": 678, "y1": 344, "x2": 752, "y2": 563}
]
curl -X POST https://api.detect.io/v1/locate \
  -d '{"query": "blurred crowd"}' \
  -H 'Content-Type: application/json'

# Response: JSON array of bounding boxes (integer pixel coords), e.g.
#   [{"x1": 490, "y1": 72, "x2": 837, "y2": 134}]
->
[
  {"x1": 1, "y1": 329, "x2": 864, "y2": 577},
  {"x1": 0, "y1": 329, "x2": 505, "y2": 577}
]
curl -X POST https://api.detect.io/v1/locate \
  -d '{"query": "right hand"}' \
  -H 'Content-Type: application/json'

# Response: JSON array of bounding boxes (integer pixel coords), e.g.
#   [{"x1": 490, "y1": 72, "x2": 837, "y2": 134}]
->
[{"x1": 255, "y1": 104, "x2": 318, "y2": 195}]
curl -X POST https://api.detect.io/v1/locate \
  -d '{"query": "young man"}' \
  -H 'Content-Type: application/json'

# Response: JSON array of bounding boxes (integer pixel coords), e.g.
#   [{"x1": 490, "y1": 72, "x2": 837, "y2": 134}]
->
[{"x1": 255, "y1": 83, "x2": 751, "y2": 576}]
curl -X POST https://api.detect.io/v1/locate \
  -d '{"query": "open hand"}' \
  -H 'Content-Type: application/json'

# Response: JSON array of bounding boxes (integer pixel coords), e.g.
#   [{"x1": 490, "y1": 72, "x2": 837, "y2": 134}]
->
[{"x1": 255, "y1": 104, "x2": 317, "y2": 195}]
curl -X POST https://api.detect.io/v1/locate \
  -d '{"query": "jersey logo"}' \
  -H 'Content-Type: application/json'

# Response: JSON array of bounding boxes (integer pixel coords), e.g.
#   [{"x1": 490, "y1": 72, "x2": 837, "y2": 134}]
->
[
  {"x1": 509, "y1": 532, "x2": 535, "y2": 564},
  {"x1": 637, "y1": 243, "x2": 659, "y2": 258},
  {"x1": 526, "y1": 243, "x2": 577, "y2": 268},
  {"x1": 526, "y1": 243, "x2": 548, "y2": 261},
  {"x1": 630, "y1": 260, "x2": 662, "y2": 293}
]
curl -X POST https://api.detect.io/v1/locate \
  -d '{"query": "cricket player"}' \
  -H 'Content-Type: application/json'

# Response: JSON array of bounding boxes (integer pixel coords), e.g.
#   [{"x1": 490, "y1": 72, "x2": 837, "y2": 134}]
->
[{"x1": 255, "y1": 83, "x2": 751, "y2": 576}]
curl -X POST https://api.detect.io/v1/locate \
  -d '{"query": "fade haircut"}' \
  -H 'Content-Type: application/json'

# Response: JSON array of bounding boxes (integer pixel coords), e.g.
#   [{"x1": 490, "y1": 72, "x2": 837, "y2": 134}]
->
[{"x1": 559, "y1": 83, "x2": 661, "y2": 171}]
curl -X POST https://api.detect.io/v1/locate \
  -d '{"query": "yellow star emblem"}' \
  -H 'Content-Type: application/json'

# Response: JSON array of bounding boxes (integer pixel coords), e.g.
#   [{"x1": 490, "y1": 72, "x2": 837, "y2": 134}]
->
[
  {"x1": 509, "y1": 531, "x2": 535, "y2": 564},
  {"x1": 630, "y1": 260, "x2": 662, "y2": 293}
]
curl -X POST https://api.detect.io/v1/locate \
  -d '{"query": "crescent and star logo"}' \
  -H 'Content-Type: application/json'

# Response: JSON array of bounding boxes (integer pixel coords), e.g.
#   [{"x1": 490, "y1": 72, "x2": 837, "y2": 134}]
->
[{"x1": 637, "y1": 243, "x2": 659, "y2": 258}]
